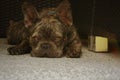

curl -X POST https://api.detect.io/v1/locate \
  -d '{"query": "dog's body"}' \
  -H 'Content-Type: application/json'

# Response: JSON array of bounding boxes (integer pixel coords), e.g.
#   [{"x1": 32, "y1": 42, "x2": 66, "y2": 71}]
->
[
  {"x1": 7, "y1": 0, "x2": 82, "y2": 58},
  {"x1": 7, "y1": 20, "x2": 29, "y2": 45}
]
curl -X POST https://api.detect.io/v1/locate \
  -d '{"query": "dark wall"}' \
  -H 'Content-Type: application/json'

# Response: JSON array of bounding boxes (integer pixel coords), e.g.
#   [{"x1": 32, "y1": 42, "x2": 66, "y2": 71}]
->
[
  {"x1": 70, "y1": 0, "x2": 93, "y2": 38},
  {"x1": 0, "y1": 0, "x2": 120, "y2": 40},
  {"x1": 0, "y1": 0, "x2": 23, "y2": 38},
  {"x1": 70, "y1": 0, "x2": 120, "y2": 39}
]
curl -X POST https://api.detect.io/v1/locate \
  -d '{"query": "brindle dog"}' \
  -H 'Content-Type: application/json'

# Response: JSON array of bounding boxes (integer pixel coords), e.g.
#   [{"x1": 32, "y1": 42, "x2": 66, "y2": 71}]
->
[{"x1": 7, "y1": 0, "x2": 82, "y2": 58}]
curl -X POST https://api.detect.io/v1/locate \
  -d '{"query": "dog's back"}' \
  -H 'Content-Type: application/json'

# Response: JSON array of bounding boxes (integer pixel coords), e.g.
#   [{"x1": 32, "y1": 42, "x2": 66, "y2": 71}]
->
[{"x1": 7, "y1": 20, "x2": 29, "y2": 45}]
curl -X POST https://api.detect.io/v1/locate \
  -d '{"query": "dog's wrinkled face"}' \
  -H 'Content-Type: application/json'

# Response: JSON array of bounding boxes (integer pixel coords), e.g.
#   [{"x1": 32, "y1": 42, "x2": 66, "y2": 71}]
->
[
  {"x1": 18, "y1": 0, "x2": 82, "y2": 58},
  {"x1": 30, "y1": 16, "x2": 65, "y2": 57}
]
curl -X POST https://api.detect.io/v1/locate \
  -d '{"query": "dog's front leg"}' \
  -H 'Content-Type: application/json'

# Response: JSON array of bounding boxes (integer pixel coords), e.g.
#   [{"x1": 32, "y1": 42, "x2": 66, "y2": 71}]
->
[
  {"x1": 65, "y1": 27, "x2": 82, "y2": 58},
  {"x1": 7, "y1": 39, "x2": 31, "y2": 55},
  {"x1": 66, "y1": 37, "x2": 82, "y2": 58}
]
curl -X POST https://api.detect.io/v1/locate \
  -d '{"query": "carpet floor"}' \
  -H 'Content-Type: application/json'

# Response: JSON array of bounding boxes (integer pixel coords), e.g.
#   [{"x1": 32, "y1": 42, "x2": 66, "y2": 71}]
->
[{"x1": 0, "y1": 38, "x2": 120, "y2": 80}]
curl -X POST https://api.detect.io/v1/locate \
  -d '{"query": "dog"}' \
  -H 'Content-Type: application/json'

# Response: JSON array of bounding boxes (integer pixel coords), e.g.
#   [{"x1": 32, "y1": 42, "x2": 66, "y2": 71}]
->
[{"x1": 7, "y1": 0, "x2": 82, "y2": 58}]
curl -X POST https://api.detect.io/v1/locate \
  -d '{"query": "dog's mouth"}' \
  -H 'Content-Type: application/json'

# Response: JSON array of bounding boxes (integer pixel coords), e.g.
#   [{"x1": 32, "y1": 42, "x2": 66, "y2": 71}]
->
[
  {"x1": 41, "y1": 50, "x2": 52, "y2": 57},
  {"x1": 31, "y1": 48, "x2": 63, "y2": 58},
  {"x1": 30, "y1": 41, "x2": 64, "y2": 58}
]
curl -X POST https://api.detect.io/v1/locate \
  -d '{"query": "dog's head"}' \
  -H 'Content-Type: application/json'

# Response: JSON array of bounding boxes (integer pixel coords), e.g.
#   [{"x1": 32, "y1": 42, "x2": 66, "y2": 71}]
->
[
  {"x1": 22, "y1": 0, "x2": 73, "y2": 57},
  {"x1": 30, "y1": 16, "x2": 67, "y2": 57}
]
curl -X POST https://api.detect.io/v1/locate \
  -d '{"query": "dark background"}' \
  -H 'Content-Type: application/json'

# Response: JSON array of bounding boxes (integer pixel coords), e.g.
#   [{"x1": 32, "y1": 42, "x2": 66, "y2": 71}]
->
[{"x1": 0, "y1": 0, "x2": 120, "y2": 41}]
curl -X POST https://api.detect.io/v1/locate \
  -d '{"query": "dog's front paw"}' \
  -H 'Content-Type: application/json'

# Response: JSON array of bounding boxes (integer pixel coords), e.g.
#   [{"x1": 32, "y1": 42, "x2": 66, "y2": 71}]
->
[
  {"x1": 7, "y1": 46, "x2": 29, "y2": 55},
  {"x1": 66, "y1": 50, "x2": 81, "y2": 58}
]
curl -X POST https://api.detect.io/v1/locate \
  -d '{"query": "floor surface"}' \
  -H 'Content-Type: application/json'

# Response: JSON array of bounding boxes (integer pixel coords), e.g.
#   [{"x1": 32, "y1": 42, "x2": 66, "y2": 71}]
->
[{"x1": 0, "y1": 38, "x2": 120, "y2": 80}]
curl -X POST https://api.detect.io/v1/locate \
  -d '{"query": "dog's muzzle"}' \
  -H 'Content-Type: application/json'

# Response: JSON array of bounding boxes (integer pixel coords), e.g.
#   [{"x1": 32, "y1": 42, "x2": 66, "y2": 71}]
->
[{"x1": 41, "y1": 43, "x2": 51, "y2": 49}]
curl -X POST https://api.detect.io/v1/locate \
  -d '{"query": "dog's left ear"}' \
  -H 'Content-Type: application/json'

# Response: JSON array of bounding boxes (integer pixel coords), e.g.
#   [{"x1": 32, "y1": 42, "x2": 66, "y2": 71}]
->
[
  {"x1": 22, "y1": 2, "x2": 39, "y2": 28},
  {"x1": 57, "y1": 0, "x2": 73, "y2": 26}
]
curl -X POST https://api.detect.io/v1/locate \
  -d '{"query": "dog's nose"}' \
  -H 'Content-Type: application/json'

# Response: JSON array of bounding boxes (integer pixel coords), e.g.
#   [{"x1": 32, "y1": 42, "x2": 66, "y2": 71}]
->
[{"x1": 41, "y1": 43, "x2": 51, "y2": 49}]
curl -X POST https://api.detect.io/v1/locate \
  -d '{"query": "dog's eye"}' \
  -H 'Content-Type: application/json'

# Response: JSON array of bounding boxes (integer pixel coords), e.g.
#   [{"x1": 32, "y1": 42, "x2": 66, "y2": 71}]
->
[
  {"x1": 32, "y1": 36, "x2": 40, "y2": 42},
  {"x1": 30, "y1": 36, "x2": 40, "y2": 47}
]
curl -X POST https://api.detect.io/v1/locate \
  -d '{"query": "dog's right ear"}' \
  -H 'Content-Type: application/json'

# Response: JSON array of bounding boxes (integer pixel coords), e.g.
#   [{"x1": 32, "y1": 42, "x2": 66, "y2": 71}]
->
[
  {"x1": 22, "y1": 2, "x2": 39, "y2": 28},
  {"x1": 56, "y1": 0, "x2": 73, "y2": 26}
]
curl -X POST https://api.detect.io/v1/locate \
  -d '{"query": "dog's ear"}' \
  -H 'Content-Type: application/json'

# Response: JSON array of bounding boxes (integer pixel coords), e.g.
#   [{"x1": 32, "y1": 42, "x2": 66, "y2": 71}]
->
[
  {"x1": 57, "y1": 0, "x2": 73, "y2": 26},
  {"x1": 22, "y1": 2, "x2": 39, "y2": 28}
]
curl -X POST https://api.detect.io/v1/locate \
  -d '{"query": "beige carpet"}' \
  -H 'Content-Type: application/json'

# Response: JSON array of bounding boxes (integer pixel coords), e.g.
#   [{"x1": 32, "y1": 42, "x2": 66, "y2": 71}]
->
[{"x1": 0, "y1": 38, "x2": 120, "y2": 80}]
